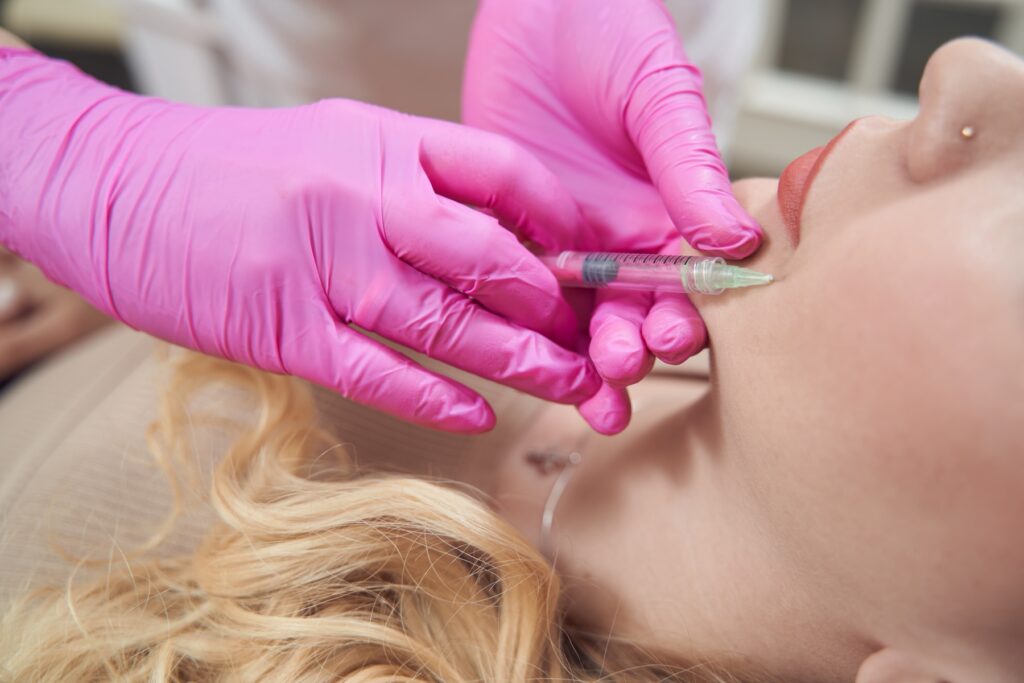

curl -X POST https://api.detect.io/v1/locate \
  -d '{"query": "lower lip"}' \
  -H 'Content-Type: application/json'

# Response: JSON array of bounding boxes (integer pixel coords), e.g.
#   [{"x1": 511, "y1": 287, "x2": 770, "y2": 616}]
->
[{"x1": 777, "y1": 146, "x2": 824, "y2": 245}]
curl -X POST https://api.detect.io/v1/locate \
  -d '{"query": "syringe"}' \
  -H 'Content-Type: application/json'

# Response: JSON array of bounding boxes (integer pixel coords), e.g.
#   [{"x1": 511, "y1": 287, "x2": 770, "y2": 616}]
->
[{"x1": 540, "y1": 251, "x2": 774, "y2": 295}]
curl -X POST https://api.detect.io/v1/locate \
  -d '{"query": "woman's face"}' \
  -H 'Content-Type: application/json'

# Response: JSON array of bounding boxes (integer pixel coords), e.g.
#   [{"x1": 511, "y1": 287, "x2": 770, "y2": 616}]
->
[{"x1": 697, "y1": 38, "x2": 1024, "y2": 678}]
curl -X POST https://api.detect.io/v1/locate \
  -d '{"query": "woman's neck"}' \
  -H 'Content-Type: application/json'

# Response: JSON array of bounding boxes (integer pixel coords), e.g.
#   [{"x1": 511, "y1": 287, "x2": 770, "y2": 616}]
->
[{"x1": 491, "y1": 371, "x2": 859, "y2": 679}]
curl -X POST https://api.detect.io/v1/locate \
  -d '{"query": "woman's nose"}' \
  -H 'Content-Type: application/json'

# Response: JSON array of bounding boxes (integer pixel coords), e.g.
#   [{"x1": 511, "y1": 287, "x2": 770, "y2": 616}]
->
[{"x1": 907, "y1": 37, "x2": 1024, "y2": 182}]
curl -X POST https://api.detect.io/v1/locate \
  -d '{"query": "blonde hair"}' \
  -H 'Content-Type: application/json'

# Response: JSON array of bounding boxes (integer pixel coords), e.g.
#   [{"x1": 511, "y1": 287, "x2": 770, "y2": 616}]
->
[{"x1": 0, "y1": 354, "x2": 747, "y2": 682}]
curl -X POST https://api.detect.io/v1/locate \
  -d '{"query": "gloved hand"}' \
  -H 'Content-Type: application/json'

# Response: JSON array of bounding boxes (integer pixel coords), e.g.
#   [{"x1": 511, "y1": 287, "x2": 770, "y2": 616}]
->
[
  {"x1": 464, "y1": 0, "x2": 763, "y2": 432},
  {"x1": 0, "y1": 48, "x2": 601, "y2": 433}
]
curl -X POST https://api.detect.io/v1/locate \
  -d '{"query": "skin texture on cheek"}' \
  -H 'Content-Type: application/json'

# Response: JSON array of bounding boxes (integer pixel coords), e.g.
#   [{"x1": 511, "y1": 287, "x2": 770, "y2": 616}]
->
[
  {"x1": 695, "y1": 40, "x2": 1024, "y2": 678},
  {"x1": 709, "y1": 171, "x2": 1024, "y2": 669}
]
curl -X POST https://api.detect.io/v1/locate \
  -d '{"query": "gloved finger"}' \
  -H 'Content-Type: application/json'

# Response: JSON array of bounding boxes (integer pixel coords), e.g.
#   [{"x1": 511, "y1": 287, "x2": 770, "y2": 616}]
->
[
  {"x1": 363, "y1": 265, "x2": 601, "y2": 405},
  {"x1": 622, "y1": 45, "x2": 762, "y2": 258},
  {"x1": 418, "y1": 120, "x2": 593, "y2": 252},
  {"x1": 386, "y1": 197, "x2": 578, "y2": 349},
  {"x1": 577, "y1": 381, "x2": 632, "y2": 436},
  {"x1": 287, "y1": 317, "x2": 497, "y2": 434},
  {"x1": 589, "y1": 288, "x2": 655, "y2": 386},
  {"x1": 642, "y1": 291, "x2": 707, "y2": 365}
]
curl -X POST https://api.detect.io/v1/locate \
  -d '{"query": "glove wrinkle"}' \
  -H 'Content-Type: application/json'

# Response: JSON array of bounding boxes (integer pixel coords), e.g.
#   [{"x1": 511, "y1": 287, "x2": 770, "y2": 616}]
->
[{"x1": 0, "y1": 49, "x2": 596, "y2": 431}]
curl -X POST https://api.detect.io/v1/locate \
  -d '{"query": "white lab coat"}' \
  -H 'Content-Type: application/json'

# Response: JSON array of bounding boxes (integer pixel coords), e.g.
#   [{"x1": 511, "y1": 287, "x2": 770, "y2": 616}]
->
[{"x1": 124, "y1": 0, "x2": 764, "y2": 149}]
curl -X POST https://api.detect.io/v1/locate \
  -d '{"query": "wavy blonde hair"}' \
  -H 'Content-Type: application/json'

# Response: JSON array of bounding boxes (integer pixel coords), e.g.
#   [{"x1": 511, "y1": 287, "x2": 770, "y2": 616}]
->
[{"x1": 0, "y1": 354, "x2": 750, "y2": 682}]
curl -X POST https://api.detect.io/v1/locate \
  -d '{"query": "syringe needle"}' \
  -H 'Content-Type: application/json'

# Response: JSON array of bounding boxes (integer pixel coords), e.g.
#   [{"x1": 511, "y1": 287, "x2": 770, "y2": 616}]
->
[{"x1": 712, "y1": 265, "x2": 774, "y2": 291}]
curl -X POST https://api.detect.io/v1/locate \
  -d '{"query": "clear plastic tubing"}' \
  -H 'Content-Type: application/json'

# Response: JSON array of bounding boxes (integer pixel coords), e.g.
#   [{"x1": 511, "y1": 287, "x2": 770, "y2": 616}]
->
[{"x1": 539, "y1": 251, "x2": 774, "y2": 295}]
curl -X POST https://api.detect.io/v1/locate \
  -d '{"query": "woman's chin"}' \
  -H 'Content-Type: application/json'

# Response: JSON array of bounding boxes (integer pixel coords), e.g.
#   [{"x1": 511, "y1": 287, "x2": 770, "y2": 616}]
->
[
  {"x1": 686, "y1": 179, "x2": 791, "y2": 365},
  {"x1": 724, "y1": 177, "x2": 796, "y2": 282}
]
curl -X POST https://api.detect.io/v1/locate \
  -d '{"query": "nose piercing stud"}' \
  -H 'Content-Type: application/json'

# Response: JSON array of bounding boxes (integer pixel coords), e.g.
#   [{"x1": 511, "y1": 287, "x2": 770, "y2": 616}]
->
[{"x1": 960, "y1": 125, "x2": 976, "y2": 141}]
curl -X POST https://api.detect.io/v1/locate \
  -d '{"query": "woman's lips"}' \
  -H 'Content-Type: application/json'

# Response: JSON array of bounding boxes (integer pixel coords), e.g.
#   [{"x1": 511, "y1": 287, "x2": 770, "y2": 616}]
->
[
  {"x1": 776, "y1": 121, "x2": 859, "y2": 245},
  {"x1": 777, "y1": 146, "x2": 824, "y2": 244}
]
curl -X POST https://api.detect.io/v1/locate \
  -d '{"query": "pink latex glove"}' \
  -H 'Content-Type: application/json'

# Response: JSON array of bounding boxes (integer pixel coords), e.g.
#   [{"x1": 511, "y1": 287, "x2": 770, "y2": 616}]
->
[
  {"x1": 464, "y1": 0, "x2": 763, "y2": 433},
  {"x1": 0, "y1": 48, "x2": 602, "y2": 432}
]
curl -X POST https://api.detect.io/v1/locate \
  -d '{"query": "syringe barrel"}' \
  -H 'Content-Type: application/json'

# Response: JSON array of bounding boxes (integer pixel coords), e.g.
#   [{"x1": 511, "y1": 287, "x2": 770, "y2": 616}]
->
[{"x1": 541, "y1": 252, "x2": 727, "y2": 294}]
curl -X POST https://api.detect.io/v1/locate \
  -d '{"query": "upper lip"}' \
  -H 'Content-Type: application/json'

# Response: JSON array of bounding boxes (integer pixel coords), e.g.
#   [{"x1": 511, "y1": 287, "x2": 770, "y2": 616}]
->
[{"x1": 776, "y1": 120, "x2": 859, "y2": 244}]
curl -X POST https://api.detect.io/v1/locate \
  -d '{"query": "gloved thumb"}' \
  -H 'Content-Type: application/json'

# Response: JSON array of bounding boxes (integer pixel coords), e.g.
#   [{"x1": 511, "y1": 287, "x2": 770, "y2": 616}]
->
[{"x1": 624, "y1": 60, "x2": 762, "y2": 259}]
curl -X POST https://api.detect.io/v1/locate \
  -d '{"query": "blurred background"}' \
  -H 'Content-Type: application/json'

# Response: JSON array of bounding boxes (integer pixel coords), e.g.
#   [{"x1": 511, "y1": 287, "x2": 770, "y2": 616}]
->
[
  {"x1": 3, "y1": 0, "x2": 1023, "y2": 177},
  {"x1": 0, "y1": 0, "x2": 133, "y2": 89},
  {"x1": 1, "y1": 0, "x2": 1023, "y2": 388},
  {"x1": 732, "y1": 0, "x2": 1024, "y2": 174}
]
